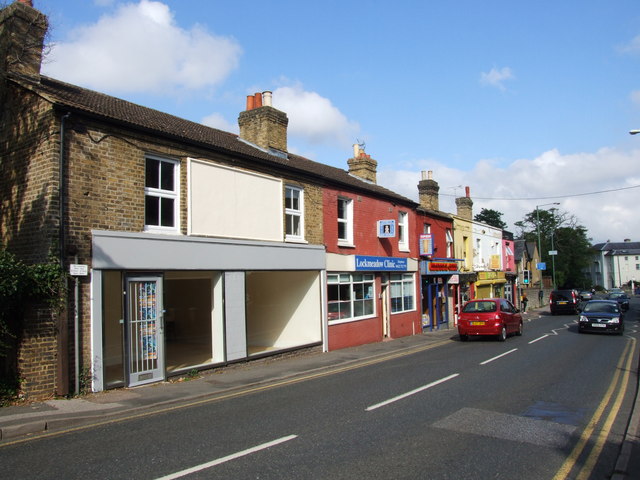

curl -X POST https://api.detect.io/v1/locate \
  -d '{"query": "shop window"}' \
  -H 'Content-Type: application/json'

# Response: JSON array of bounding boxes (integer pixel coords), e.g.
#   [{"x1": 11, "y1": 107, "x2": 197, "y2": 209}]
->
[
  {"x1": 145, "y1": 156, "x2": 179, "y2": 232},
  {"x1": 390, "y1": 273, "x2": 415, "y2": 313},
  {"x1": 398, "y1": 211, "x2": 408, "y2": 251},
  {"x1": 285, "y1": 185, "x2": 304, "y2": 241},
  {"x1": 337, "y1": 197, "x2": 353, "y2": 246},
  {"x1": 327, "y1": 273, "x2": 374, "y2": 322}
]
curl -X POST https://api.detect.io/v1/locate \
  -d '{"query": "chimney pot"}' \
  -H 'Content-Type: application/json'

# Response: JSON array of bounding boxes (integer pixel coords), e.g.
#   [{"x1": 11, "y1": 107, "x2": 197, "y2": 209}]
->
[
  {"x1": 254, "y1": 92, "x2": 262, "y2": 108},
  {"x1": 246, "y1": 95, "x2": 255, "y2": 111},
  {"x1": 262, "y1": 91, "x2": 272, "y2": 107},
  {"x1": 465, "y1": 186, "x2": 470, "y2": 198}
]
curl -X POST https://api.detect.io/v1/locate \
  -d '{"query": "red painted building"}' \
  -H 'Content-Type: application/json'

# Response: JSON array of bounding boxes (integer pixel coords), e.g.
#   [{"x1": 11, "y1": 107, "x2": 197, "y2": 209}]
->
[
  {"x1": 415, "y1": 171, "x2": 457, "y2": 330},
  {"x1": 324, "y1": 146, "x2": 421, "y2": 350}
]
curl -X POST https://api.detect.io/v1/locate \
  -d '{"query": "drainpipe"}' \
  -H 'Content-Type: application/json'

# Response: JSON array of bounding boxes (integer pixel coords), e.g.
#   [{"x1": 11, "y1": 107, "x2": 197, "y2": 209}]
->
[
  {"x1": 59, "y1": 112, "x2": 70, "y2": 265},
  {"x1": 58, "y1": 112, "x2": 71, "y2": 396}
]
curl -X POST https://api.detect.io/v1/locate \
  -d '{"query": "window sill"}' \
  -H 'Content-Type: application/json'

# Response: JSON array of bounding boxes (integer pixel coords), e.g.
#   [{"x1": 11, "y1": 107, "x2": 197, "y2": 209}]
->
[
  {"x1": 337, "y1": 242, "x2": 355, "y2": 248},
  {"x1": 328, "y1": 314, "x2": 376, "y2": 326},
  {"x1": 285, "y1": 237, "x2": 308, "y2": 244}
]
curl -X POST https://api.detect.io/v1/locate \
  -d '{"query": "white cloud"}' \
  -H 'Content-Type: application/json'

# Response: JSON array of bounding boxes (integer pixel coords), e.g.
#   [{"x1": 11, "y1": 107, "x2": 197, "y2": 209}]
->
[
  {"x1": 43, "y1": 0, "x2": 242, "y2": 95},
  {"x1": 618, "y1": 34, "x2": 640, "y2": 54},
  {"x1": 378, "y1": 147, "x2": 640, "y2": 244},
  {"x1": 272, "y1": 84, "x2": 360, "y2": 149},
  {"x1": 201, "y1": 112, "x2": 237, "y2": 133},
  {"x1": 479, "y1": 67, "x2": 515, "y2": 91}
]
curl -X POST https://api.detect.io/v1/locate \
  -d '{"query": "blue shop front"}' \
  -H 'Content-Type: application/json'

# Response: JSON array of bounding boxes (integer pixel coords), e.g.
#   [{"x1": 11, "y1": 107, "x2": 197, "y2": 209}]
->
[{"x1": 420, "y1": 259, "x2": 460, "y2": 330}]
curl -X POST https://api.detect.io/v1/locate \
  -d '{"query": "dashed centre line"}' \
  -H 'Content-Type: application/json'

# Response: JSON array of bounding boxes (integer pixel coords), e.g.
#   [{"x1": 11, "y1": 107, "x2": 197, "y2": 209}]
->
[
  {"x1": 480, "y1": 348, "x2": 518, "y2": 365},
  {"x1": 366, "y1": 373, "x2": 460, "y2": 411}
]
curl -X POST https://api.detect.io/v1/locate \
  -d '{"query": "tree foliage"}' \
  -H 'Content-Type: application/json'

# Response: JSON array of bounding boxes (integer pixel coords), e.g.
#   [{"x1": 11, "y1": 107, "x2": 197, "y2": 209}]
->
[
  {"x1": 474, "y1": 208, "x2": 507, "y2": 230},
  {"x1": 515, "y1": 208, "x2": 592, "y2": 288},
  {"x1": 0, "y1": 247, "x2": 66, "y2": 358}
]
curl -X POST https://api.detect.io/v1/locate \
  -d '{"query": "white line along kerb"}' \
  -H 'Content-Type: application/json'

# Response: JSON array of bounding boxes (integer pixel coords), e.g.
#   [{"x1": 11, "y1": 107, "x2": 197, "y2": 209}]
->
[{"x1": 366, "y1": 373, "x2": 460, "y2": 412}]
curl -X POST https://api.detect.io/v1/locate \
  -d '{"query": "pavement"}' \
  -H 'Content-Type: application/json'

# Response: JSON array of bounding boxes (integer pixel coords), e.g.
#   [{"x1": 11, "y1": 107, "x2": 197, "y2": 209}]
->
[{"x1": 1, "y1": 306, "x2": 639, "y2": 479}]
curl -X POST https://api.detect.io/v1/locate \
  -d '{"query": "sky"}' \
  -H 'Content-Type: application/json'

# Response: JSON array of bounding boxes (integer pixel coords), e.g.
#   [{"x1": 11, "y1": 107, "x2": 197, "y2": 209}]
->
[{"x1": 30, "y1": 0, "x2": 640, "y2": 245}]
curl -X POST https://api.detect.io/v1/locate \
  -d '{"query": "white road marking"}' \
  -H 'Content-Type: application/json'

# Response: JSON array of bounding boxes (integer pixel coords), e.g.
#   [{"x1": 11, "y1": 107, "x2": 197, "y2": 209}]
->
[
  {"x1": 366, "y1": 373, "x2": 460, "y2": 411},
  {"x1": 155, "y1": 435, "x2": 298, "y2": 480},
  {"x1": 480, "y1": 348, "x2": 518, "y2": 365},
  {"x1": 529, "y1": 334, "x2": 549, "y2": 344}
]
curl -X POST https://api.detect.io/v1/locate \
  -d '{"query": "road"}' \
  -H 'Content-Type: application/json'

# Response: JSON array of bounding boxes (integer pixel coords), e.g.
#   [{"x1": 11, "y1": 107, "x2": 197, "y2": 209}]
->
[{"x1": 1, "y1": 299, "x2": 638, "y2": 479}]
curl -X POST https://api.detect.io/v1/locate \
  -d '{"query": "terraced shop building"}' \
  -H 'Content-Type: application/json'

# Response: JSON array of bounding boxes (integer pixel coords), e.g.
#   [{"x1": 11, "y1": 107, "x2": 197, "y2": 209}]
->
[{"x1": 0, "y1": 0, "x2": 421, "y2": 398}]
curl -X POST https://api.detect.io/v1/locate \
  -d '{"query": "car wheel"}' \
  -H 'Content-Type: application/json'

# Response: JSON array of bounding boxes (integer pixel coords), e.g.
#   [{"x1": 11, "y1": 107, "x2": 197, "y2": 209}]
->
[
  {"x1": 516, "y1": 322, "x2": 523, "y2": 336},
  {"x1": 498, "y1": 326, "x2": 507, "y2": 342},
  {"x1": 459, "y1": 334, "x2": 468, "y2": 342}
]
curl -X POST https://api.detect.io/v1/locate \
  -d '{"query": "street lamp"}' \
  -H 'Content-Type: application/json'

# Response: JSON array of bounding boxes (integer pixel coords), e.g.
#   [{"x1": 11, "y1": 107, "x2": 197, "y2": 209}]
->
[{"x1": 536, "y1": 202, "x2": 560, "y2": 300}]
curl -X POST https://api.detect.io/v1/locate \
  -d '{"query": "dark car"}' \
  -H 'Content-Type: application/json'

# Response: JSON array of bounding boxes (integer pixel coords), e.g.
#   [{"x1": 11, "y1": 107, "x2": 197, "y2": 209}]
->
[
  {"x1": 606, "y1": 292, "x2": 630, "y2": 311},
  {"x1": 578, "y1": 300, "x2": 624, "y2": 334},
  {"x1": 458, "y1": 298, "x2": 523, "y2": 342},
  {"x1": 549, "y1": 289, "x2": 579, "y2": 315}
]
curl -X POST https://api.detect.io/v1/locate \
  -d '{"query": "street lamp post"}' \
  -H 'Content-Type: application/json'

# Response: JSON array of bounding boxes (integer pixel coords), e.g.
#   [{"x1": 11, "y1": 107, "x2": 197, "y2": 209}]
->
[
  {"x1": 550, "y1": 208, "x2": 557, "y2": 290},
  {"x1": 536, "y1": 202, "x2": 560, "y2": 297}
]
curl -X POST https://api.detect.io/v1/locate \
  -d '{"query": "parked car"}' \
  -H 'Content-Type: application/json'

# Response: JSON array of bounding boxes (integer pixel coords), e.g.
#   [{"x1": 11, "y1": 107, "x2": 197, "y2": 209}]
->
[
  {"x1": 579, "y1": 290, "x2": 593, "y2": 301},
  {"x1": 606, "y1": 292, "x2": 630, "y2": 311},
  {"x1": 549, "y1": 289, "x2": 579, "y2": 315},
  {"x1": 458, "y1": 298, "x2": 523, "y2": 342},
  {"x1": 578, "y1": 300, "x2": 624, "y2": 334}
]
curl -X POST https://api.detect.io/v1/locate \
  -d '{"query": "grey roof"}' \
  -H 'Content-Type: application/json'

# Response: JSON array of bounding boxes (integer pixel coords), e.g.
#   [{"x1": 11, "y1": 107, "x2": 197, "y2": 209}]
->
[
  {"x1": 12, "y1": 72, "x2": 417, "y2": 207},
  {"x1": 592, "y1": 241, "x2": 640, "y2": 252}
]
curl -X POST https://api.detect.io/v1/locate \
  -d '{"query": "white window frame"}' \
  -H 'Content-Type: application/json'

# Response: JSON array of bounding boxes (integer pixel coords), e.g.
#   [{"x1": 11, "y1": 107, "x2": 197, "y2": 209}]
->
[
  {"x1": 144, "y1": 155, "x2": 180, "y2": 234},
  {"x1": 398, "y1": 211, "x2": 409, "y2": 251},
  {"x1": 446, "y1": 229, "x2": 453, "y2": 257},
  {"x1": 285, "y1": 185, "x2": 305, "y2": 242},
  {"x1": 327, "y1": 273, "x2": 376, "y2": 324},
  {"x1": 390, "y1": 273, "x2": 416, "y2": 314},
  {"x1": 337, "y1": 197, "x2": 354, "y2": 246}
]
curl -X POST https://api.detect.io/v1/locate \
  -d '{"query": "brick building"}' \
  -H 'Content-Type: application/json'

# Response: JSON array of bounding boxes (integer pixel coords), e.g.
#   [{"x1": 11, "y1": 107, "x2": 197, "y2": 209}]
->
[{"x1": 0, "y1": 0, "x2": 430, "y2": 398}]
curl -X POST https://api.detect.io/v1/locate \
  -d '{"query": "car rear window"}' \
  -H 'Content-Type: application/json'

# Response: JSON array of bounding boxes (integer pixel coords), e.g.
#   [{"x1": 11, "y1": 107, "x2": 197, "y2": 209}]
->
[
  {"x1": 463, "y1": 301, "x2": 497, "y2": 313},
  {"x1": 583, "y1": 302, "x2": 619, "y2": 313}
]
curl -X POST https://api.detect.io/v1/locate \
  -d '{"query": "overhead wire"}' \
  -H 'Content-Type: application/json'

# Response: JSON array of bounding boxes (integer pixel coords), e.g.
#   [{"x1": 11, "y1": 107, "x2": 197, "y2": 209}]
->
[{"x1": 437, "y1": 184, "x2": 640, "y2": 201}]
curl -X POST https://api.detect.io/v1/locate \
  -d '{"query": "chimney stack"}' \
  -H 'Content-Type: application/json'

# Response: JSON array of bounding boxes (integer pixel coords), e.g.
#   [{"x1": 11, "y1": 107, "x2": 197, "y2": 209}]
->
[
  {"x1": 418, "y1": 170, "x2": 439, "y2": 211},
  {"x1": 238, "y1": 91, "x2": 288, "y2": 153},
  {"x1": 455, "y1": 186, "x2": 473, "y2": 220},
  {"x1": 347, "y1": 143, "x2": 377, "y2": 183},
  {"x1": 0, "y1": 0, "x2": 48, "y2": 76}
]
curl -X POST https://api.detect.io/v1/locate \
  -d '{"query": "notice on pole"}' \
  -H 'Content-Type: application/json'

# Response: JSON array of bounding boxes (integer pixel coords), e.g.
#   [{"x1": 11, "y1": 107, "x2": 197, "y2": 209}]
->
[{"x1": 69, "y1": 264, "x2": 89, "y2": 276}]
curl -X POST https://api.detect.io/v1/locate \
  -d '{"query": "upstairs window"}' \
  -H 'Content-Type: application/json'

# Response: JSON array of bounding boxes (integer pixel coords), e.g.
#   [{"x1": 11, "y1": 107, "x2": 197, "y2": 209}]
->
[
  {"x1": 285, "y1": 185, "x2": 304, "y2": 241},
  {"x1": 145, "y1": 156, "x2": 179, "y2": 232},
  {"x1": 337, "y1": 197, "x2": 353, "y2": 246},
  {"x1": 398, "y1": 211, "x2": 408, "y2": 251},
  {"x1": 446, "y1": 229, "x2": 453, "y2": 257}
]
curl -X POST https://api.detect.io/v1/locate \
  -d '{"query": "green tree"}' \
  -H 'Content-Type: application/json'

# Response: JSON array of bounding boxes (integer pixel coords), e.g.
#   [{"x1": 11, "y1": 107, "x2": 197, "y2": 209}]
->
[
  {"x1": 515, "y1": 208, "x2": 592, "y2": 288},
  {"x1": 474, "y1": 208, "x2": 507, "y2": 230}
]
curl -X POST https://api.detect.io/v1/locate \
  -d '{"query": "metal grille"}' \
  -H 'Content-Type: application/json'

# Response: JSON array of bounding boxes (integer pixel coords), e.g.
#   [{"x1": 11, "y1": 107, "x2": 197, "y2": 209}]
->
[{"x1": 128, "y1": 281, "x2": 158, "y2": 375}]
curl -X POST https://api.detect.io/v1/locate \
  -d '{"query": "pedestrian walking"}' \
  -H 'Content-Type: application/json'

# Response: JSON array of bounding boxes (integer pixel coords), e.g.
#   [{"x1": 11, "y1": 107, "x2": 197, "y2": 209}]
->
[
  {"x1": 521, "y1": 292, "x2": 528, "y2": 312},
  {"x1": 538, "y1": 289, "x2": 544, "y2": 307}
]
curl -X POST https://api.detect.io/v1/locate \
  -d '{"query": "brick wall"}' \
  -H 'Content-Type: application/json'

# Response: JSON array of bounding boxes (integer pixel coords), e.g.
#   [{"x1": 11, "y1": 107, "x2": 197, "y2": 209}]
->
[{"x1": 323, "y1": 187, "x2": 417, "y2": 257}]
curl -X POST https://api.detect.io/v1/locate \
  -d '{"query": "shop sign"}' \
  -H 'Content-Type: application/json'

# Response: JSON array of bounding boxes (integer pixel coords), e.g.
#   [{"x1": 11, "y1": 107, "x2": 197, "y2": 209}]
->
[
  {"x1": 377, "y1": 220, "x2": 396, "y2": 238},
  {"x1": 355, "y1": 255, "x2": 407, "y2": 271},
  {"x1": 421, "y1": 261, "x2": 458, "y2": 274},
  {"x1": 477, "y1": 271, "x2": 505, "y2": 280}
]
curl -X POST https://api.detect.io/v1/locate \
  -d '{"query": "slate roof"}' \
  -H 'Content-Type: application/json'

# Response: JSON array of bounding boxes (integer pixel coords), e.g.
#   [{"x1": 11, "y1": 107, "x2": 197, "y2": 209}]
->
[
  {"x1": 592, "y1": 241, "x2": 640, "y2": 253},
  {"x1": 11, "y1": 73, "x2": 417, "y2": 207}
]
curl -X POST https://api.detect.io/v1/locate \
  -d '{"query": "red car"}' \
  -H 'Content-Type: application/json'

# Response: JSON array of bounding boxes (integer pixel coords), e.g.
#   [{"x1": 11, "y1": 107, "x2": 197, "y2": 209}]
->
[{"x1": 458, "y1": 298, "x2": 523, "y2": 342}]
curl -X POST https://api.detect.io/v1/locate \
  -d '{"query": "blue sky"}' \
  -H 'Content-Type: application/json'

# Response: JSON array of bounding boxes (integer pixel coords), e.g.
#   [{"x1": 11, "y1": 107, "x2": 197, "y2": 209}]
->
[{"x1": 33, "y1": 0, "x2": 640, "y2": 244}]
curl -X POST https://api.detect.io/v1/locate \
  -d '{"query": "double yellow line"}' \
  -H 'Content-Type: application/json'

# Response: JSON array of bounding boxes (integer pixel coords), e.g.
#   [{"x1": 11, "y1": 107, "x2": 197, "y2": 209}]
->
[{"x1": 553, "y1": 336, "x2": 637, "y2": 480}]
